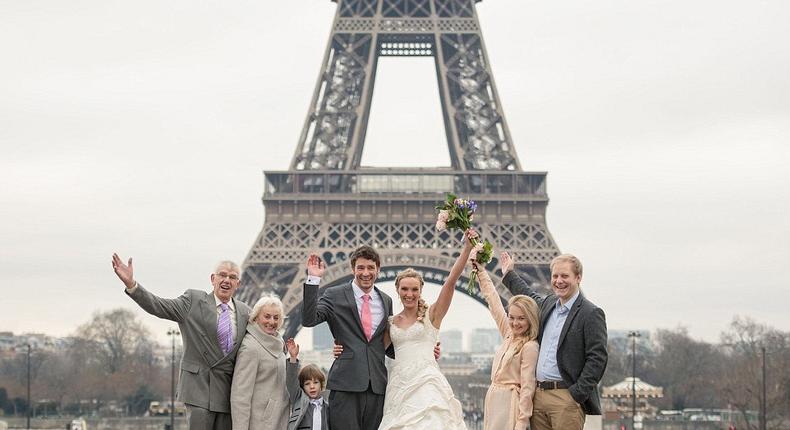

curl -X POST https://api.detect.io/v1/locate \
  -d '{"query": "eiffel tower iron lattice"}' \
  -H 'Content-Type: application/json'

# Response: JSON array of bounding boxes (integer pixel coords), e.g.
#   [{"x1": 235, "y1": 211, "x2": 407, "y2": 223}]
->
[{"x1": 237, "y1": 0, "x2": 562, "y2": 339}]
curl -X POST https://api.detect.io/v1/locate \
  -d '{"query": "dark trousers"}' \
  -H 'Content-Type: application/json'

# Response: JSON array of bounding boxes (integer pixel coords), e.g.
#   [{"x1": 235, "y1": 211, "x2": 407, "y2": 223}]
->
[
  {"x1": 328, "y1": 386, "x2": 385, "y2": 430},
  {"x1": 186, "y1": 405, "x2": 232, "y2": 430}
]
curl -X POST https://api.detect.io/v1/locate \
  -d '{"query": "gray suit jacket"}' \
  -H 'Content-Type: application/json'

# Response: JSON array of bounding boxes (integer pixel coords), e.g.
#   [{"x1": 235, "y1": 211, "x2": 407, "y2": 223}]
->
[
  {"x1": 127, "y1": 284, "x2": 251, "y2": 413},
  {"x1": 286, "y1": 361, "x2": 329, "y2": 430},
  {"x1": 502, "y1": 271, "x2": 608, "y2": 415},
  {"x1": 302, "y1": 283, "x2": 392, "y2": 394}
]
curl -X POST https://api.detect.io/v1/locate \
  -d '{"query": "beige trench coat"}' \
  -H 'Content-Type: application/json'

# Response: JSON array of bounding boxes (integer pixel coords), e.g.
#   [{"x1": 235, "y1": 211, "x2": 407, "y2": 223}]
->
[{"x1": 231, "y1": 323, "x2": 290, "y2": 430}]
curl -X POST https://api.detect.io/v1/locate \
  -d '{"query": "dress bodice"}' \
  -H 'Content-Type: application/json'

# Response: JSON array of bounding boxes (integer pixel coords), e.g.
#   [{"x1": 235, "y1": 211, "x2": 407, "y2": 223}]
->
[{"x1": 388, "y1": 312, "x2": 439, "y2": 367}]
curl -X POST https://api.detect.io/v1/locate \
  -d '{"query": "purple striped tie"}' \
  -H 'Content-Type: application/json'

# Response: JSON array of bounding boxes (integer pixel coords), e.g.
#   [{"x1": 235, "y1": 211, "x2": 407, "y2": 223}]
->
[{"x1": 217, "y1": 303, "x2": 232, "y2": 355}]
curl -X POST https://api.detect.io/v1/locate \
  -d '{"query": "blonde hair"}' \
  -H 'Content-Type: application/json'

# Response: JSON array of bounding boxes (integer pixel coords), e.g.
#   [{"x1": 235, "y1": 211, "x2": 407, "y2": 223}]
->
[
  {"x1": 550, "y1": 254, "x2": 583, "y2": 277},
  {"x1": 249, "y1": 294, "x2": 285, "y2": 329},
  {"x1": 507, "y1": 295, "x2": 540, "y2": 353},
  {"x1": 395, "y1": 268, "x2": 428, "y2": 321}
]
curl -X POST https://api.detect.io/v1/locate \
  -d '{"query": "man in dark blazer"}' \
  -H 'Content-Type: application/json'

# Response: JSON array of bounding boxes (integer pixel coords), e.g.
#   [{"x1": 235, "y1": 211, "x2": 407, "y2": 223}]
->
[
  {"x1": 301, "y1": 246, "x2": 393, "y2": 430},
  {"x1": 111, "y1": 254, "x2": 251, "y2": 430},
  {"x1": 500, "y1": 252, "x2": 608, "y2": 430}
]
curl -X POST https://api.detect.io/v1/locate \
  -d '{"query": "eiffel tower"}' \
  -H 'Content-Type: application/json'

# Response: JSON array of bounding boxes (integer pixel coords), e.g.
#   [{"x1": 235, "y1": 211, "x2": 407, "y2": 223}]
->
[{"x1": 237, "y1": 0, "x2": 561, "y2": 338}]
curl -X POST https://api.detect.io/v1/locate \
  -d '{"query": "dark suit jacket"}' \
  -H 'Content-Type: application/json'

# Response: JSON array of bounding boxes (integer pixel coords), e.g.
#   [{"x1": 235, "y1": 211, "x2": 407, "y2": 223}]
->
[
  {"x1": 127, "y1": 285, "x2": 251, "y2": 413},
  {"x1": 503, "y1": 271, "x2": 608, "y2": 415},
  {"x1": 302, "y1": 283, "x2": 393, "y2": 394}
]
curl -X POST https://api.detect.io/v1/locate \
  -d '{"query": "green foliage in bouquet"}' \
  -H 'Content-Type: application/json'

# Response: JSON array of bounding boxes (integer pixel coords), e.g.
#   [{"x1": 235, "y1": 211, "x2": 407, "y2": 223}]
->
[{"x1": 435, "y1": 193, "x2": 492, "y2": 293}]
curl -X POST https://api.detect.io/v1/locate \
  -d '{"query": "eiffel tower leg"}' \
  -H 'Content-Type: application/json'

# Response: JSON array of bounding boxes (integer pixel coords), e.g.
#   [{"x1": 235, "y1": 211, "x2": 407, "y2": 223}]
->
[{"x1": 292, "y1": 19, "x2": 378, "y2": 170}]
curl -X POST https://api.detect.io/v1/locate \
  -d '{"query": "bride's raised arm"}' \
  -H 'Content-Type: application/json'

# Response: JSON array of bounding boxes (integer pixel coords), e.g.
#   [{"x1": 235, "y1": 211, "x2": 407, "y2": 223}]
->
[{"x1": 429, "y1": 229, "x2": 474, "y2": 329}]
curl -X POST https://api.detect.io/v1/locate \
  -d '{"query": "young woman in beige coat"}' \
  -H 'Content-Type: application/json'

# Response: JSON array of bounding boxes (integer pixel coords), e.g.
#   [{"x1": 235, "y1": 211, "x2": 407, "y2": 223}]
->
[
  {"x1": 231, "y1": 295, "x2": 290, "y2": 430},
  {"x1": 474, "y1": 261, "x2": 540, "y2": 430}
]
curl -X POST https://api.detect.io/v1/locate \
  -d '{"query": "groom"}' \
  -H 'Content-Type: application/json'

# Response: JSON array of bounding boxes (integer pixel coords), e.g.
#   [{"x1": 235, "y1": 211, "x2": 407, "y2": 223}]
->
[{"x1": 302, "y1": 246, "x2": 392, "y2": 430}]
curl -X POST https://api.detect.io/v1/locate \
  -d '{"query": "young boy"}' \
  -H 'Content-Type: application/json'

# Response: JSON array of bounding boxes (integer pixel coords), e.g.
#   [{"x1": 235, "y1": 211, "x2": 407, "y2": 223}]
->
[{"x1": 286, "y1": 339, "x2": 329, "y2": 430}]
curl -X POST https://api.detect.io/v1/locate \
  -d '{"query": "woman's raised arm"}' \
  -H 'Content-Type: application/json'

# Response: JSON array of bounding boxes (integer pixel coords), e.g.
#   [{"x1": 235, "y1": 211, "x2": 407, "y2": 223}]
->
[{"x1": 429, "y1": 230, "x2": 475, "y2": 329}]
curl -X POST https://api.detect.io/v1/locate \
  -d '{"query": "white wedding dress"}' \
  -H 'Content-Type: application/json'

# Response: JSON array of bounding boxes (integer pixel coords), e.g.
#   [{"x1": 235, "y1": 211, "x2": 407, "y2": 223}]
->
[{"x1": 378, "y1": 307, "x2": 467, "y2": 430}]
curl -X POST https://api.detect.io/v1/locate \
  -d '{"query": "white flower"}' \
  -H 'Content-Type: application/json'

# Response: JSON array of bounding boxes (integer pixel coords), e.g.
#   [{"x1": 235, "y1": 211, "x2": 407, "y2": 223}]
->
[
  {"x1": 469, "y1": 242, "x2": 484, "y2": 260},
  {"x1": 438, "y1": 210, "x2": 449, "y2": 223},
  {"x1": 435, "y1": 220, "x2": 447, "y2": 232}
]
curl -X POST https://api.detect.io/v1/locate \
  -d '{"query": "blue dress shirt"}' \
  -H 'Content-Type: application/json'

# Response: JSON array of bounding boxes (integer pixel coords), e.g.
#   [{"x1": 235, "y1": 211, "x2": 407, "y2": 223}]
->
[{"x1": 536, "y1": 291, "x2": 580, "y2": 381}]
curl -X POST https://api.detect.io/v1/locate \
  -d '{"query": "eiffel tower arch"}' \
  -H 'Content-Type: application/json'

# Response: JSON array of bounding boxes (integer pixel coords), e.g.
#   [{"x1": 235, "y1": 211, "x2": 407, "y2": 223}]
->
[{"x1": 237, "y1": 0, "x2": 562, "y2": 338}]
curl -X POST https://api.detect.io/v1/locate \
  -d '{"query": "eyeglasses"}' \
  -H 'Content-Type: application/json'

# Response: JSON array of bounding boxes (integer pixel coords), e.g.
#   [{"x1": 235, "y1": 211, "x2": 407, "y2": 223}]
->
[{"x1": 215, "y1": 272, "x2": 240, "y2": 281}]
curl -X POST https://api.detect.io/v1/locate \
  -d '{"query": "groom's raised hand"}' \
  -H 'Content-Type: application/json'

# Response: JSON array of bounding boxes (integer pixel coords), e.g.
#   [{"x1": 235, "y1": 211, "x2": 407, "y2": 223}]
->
[{"x1": 306, "y1": 254, "x2": 326, "y2": 277}]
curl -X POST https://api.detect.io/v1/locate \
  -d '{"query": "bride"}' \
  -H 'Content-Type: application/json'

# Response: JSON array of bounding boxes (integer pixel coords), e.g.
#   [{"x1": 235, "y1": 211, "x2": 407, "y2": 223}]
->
[{"x1": 376, "y1": 230, "x2": 475, "y2": 430}]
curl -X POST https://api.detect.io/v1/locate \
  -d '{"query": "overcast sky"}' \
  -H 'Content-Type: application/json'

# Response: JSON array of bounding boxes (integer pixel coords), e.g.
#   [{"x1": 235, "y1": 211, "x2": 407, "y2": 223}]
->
[{"x1": 1, "y1": 0, "x2": 789, "y2": 346}]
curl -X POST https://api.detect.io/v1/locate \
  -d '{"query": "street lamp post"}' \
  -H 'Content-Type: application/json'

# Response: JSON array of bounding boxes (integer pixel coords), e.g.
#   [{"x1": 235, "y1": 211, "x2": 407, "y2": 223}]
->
[
  {"x1": 26, "y1": 343, "x2": 31, "y2": 430},
  {"x1": 167, "y1": 328, "x2": 180, "y2": 430},
  {"x1": 760, "y1": 345, "x2": 766, "y2": 430},
  {"x1": 628, "y1": 331, "x2": 641, "y2": 430}
]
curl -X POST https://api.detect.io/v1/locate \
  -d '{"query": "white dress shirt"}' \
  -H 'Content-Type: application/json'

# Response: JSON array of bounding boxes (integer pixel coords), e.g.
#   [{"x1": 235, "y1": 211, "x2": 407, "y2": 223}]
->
[{"x1": 311, "y1": 399, "x2": 323, "y2": 429}]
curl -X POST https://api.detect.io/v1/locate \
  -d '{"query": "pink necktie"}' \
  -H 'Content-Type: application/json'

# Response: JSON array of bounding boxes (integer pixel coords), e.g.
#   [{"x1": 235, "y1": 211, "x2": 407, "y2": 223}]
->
[{"x1": 361, "y1": 294, "x2": 372, "y2": 341}]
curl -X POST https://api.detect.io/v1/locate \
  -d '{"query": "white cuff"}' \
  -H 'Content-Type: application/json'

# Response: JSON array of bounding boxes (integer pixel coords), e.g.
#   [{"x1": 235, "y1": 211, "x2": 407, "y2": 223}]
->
[
  {"x1": 306, "y1": 275, "x2": 321, "y2": 286},
  {"x1": 125, "y1": 282, "x2": 139, "y2": 293}
]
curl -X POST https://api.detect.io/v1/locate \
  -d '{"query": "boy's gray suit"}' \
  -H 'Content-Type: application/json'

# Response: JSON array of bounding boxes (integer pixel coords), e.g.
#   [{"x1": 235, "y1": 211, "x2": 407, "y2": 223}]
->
[
  {"x1": 127, "y1": 284, "x2": 251, "y2": 428},
  {"x1": 286, "y1": 361, "x2": 329, "y2": 430},
  {"x1": 302, "y1": 282, "x2": 393, "y2": 429}
]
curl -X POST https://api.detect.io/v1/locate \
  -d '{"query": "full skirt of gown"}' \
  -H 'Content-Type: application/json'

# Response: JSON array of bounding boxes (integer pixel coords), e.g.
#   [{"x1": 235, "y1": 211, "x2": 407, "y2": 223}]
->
[{"x1": 378, "y1": 309, "x2": 467, "y2": 430}]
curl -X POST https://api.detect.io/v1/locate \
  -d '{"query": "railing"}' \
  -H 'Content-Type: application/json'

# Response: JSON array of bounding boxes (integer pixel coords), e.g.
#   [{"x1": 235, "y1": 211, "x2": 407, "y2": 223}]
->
[{"x1": 263, "y1": 169, "x2": 548, "y2": 198}]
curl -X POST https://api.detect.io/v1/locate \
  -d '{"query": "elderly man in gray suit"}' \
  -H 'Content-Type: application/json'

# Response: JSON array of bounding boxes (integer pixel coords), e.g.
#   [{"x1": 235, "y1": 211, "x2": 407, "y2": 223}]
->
[
  {"x1": 111, "y1": 253, "x2": 251, "y2": 430},
  {"x1": 500, "y1": 252, "x2": 608, "y2": 430},
  {"x1": 301, "y1": 246, "x2": 392, "y2": 430}
]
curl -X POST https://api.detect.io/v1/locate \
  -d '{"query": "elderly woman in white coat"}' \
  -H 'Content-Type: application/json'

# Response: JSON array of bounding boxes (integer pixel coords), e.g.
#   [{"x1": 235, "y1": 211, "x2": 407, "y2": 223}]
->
[{"x1": 231, "y1": 295, "x2": 290, "y2": 430}]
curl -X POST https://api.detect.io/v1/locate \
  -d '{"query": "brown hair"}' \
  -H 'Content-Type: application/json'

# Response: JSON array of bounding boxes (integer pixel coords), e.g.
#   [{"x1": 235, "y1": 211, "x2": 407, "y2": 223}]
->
[
  {"x1": 350, "y1": 245, "x2": 381, "y2": 268},
  {"x1": 550, "y1": 253, "x2": 583, "y2": 277},
  {"x1": 395, "y1": 268, "x2": 428, "y2": 321},
  {"x1": 507, "y1": 295, "x2": 540, "y2": 353},
  {"x1": 298, "y1": 364, "x2": 326, "y2": 391}
]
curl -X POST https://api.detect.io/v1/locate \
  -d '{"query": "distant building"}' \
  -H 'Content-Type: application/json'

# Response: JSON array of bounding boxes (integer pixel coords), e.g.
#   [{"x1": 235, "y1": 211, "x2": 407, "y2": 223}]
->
[
  {"x1": 439, "y1": 361, "x2": 479, "y2": 376},
  {"x1": 469, "y1": 353, "x2": 495, "y2": 371},
  {"x1": 468, "y1": 328, "x2": 501, "y2": 353},
  {"x1": 312, "y1": 323, "x2": 334, "y2": 351},
  {"x1": 0, "y1": 332, "x2": 70, "y2": 358},
  {"x1": 0, "y1": 331, "x2": 15, "y2": 350},
  {"x1": 440, "y1": 329, "x2": 463, "y2": 353}
]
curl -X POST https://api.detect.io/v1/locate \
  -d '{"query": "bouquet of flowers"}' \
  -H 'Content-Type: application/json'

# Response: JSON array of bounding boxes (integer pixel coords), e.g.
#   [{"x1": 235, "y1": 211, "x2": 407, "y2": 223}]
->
[{"x1": 435, "y1": 194, "x2": 493, "y2": 293}]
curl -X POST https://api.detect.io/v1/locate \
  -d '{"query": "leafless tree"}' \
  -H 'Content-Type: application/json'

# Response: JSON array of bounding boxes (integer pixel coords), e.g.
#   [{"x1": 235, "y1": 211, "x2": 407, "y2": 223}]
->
[
  {"x1": 718, "y1": 316, "x2": 790, "y2": 430},
  {"x1": 75, "y1": 308, "x2": 155, "y2": 374}
]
